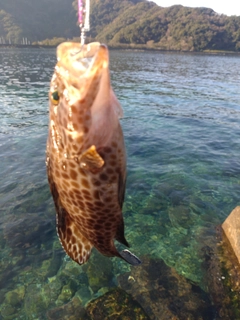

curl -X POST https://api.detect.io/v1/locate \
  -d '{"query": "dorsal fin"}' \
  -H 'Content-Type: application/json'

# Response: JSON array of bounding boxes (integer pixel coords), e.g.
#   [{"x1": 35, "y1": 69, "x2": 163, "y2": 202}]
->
[
  {"x1": 115, "y1": 219, "x2": 129, "y2": 247},
  {"x1": 78, "y1": 145, "x2": 104, "y2": 173}
]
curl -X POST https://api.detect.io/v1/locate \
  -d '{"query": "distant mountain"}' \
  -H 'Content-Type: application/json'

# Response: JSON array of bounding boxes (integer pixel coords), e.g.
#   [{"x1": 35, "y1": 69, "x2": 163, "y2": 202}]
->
[
  {"x1": 88, "y1": 1, "x2": 240, "y2": 51},
  {"x1": 0, "y1": 0, "x2": 77, "y2": 42},
  {"x1": 0, "y1": 0, "x2": 240, "y2": 51}
]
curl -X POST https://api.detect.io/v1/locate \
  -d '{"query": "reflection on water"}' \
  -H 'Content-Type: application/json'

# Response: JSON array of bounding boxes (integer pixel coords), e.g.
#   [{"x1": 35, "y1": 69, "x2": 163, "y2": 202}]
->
[{"x1": 0, "y1": 48, "x2": 240, "y2": 319}]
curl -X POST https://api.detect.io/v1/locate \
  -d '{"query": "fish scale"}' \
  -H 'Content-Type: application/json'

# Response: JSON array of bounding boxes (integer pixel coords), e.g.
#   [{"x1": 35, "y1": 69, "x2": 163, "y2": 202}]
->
[{"x1": 46, "y1": 42, "x2": 141, "y2": 266}]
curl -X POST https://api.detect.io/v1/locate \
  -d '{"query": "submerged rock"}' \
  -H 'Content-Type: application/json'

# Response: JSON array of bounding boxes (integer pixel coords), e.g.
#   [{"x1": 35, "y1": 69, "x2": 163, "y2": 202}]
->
[
  {"x1": 4, "y1": 286, "x2": 25, "y2": 307},
  {"x1": 3, "y1": 213, "x2": 54, "y2": 252},
  {"x1": 23, "y1": 283, "x2": 51, "y2": 319},
  {"x1": 0, "y1": 303, "x2": 18, "y2": 319},
  {"x1": 47, "y1": 296, "x2": 85, "y2": 320},
  {"x1": 56, "y1": 283, "x2": 75, "y2": 305},
  {"x1": 85, "y1": 287, "x2": 150, "y2": 320},
  {"x1": 118, "y1": 256, "x2": 214, "y2": 320},
  {"x1": 82, "y1": 251, "x2": 114, "y2": 293},
  {"x1": 222, "y1": 206, "x2": 240, "y2": 264},
  {"x1": 202, "y1": 224, "x2": 240, "y2": 320}
]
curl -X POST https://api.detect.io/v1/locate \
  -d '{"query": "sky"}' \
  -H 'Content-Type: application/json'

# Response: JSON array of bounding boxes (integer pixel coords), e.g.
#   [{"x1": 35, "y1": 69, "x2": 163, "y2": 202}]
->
[{"x1": 151, "y1": 0, "x2": 240, "y2": 16}]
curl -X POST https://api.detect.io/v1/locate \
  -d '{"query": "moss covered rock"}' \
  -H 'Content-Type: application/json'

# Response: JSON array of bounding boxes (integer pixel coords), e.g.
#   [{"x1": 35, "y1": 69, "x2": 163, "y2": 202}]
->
[
  {"x1": 203, "y1": 225, "x2": 240, "y2": 320},
  {"x1": 4, "y1": 286, "x2": 25, "y2": 306},
  {"x1": 47, "y1": 296, "x2": 85, "y2": 320},
  {"x1": 118, "y1": 256, "x2": 214, "y2": 320},
  {"x1": 82, "y1": 251, "x2": 114, "y2": 293},
  {"x1": 24, "y1": 284, "x2": 50, "y2": 319},
  {"x1": 85, "y1": 287, "x2": 150, "y2": 320},
  {"x1": 56, "y1": 283, "x2": 75, "y2": 305}
]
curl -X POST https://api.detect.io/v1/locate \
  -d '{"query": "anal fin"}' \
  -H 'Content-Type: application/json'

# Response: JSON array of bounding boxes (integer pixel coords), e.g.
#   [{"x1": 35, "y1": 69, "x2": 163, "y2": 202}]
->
[{"x1": 57, "y1": 206, "x2": 92, "y2": 265}]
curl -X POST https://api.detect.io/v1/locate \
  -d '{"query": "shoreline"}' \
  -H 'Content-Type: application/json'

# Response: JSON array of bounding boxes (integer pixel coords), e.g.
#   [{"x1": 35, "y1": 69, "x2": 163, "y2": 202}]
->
[{"x1": 0, "y1": 43, "x2": 240, "y2": 56}]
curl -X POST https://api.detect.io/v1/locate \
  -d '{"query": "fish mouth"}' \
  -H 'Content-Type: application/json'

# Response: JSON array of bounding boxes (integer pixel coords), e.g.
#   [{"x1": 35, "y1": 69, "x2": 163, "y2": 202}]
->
[
  {"x1": 57, "y1": 42, "x2": 107, "y2": 82},
  {"x1": 57, "y1": 42, "x2": 108, "y2": 75},
  {"x1": 53, "y1": 42, "x2": 109, "y2": 105}
]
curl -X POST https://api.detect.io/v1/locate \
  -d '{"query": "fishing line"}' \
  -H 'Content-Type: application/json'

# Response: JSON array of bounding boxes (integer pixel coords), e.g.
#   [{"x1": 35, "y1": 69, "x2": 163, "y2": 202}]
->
[{"x1": 78, "y1": 0, "x2": 90, "y2": 46}]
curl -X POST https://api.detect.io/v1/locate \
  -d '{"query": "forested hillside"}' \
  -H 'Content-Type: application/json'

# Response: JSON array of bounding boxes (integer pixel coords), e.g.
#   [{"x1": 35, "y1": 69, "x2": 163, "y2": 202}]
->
[
  {"x1": 0, "y1": 0, "x2": 77, "y2": 43},
  {"x1": 1, "y1": 0, "x2": 240, "y2": 51}
]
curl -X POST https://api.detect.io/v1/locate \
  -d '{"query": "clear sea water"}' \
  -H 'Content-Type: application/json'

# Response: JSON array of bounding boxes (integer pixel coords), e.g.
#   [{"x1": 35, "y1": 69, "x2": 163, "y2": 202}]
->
[{"x1": 0, "y1": 47, "x2": 239, "y2": 319}]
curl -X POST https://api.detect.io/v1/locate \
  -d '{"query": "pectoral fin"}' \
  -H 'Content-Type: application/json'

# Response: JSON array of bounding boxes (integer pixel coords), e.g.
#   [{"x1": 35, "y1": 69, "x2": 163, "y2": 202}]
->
[{"x1": 79, "y1": 145, "x2": 104, "y2": 173}]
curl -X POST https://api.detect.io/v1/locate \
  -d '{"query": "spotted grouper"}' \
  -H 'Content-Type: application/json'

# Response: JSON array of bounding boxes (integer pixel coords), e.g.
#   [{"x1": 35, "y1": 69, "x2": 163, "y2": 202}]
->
[{"x1": 46, "y1": 42, "x2": 141, "y2": 266}]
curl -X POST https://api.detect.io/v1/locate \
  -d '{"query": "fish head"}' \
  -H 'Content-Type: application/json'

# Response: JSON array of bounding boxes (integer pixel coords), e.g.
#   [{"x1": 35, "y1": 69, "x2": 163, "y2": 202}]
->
[{"x1": 49, "y1": 42, "x2": 123, "y2": 153}]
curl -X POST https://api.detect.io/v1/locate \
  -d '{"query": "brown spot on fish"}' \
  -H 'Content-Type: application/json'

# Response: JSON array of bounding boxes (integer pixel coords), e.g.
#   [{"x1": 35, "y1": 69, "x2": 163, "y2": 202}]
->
[
  {"x1": 73, "y1": 144, "x2": 78, "y2": 152},
  {"x1": 70, "y1": 169, "x2": 77, "y2": 180},
  {"x1": 77, "y1": 200, "x2": 85, "y2": 207},
  {"x1": 109, "y1": 160, "x2": 116, "y2": 167},
  {"x1": 110, "y1": 154, "x2": 117, "y2": 160},
  {"x1": 106, "y1": 168, "x2": 114, "y2": 175},
  {"x1": 81, "y1": 178, "x2": 90, "y2": 189},
  {"x1": 94, "y1": 201, "x2": 103, "y2": 207},
  {"x1": 83, "y1": 126, "x2": 89, "y2": 134},
  {"x1": 46, "y1": 41, "x2": 140, "y2": 266},
  {"x1": 62, "y1": 180, "x2": 70, "y2": 188},
  {"x1": 61, "y1": 172, "x2": 69, "y2": 179},
  {"x1": 93, "y1": 190, "x2": 100, "y2": 200},
  {"x1": 99, "y1": 173, "x2": 108, "y2": 181},
  {"x1": 84, "y1": 196, "x2": 92, "y2": 202},
  {"x1": 71, "y1": 181, "x2": 79, "y2": 189},
  {"x1": 104, "y1": 197, "x2": 113, "y2": 203},
  {"x1": 71, "y1": 105, "x2": 78, "y2": 114},
  {"x1": 104, "y1": 146, "x2": 112, "y2": 153},
  {"x1": 78, "y1": 116, "x2": 83, "y2": 123}
]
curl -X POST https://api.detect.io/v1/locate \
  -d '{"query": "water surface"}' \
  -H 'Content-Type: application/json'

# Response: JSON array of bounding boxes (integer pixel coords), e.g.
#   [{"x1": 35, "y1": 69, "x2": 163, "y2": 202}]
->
[{"x1": 0, "y1": 48, "x2": 239, "y2": 319}]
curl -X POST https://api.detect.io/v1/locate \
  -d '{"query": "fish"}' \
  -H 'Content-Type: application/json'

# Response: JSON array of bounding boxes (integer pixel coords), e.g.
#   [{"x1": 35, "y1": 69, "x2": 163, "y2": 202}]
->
[{"x1": 46, "y1": 42, "x2": 141, "y2": 266}]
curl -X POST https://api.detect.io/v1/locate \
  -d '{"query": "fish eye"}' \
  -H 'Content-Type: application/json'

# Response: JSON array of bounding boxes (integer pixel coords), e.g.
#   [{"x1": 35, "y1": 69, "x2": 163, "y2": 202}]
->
[{"x1": 51, "y1": 91, "x2": 60, "y2": 105}]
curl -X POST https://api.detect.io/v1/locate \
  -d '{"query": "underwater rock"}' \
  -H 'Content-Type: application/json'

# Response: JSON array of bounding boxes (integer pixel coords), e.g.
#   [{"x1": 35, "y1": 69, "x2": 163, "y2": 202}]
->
[
  {"x1": 47, "y1": 296, "x2": 85, "y2": 320},
  {"x1": 75, "y1": 286, "x2": 92, "y2": 306},
  {"x1": 47, "y1": 277, "x2": 63, "y2": 303},
  {"x1": 56, "y1": 282, "x2": 75, "y2": 305},
  {"x1": 59, "y1": 260, "x2": 87, "y2": 282},
  {"x1": 118, "y1": 256, "x2": 214, "y2": 320},
  {"x1": 0, "y1": 286, "x2": 25, "y2": 319},
  {"x1": 202, "y1": 225, "x2": 240, "y2": 320},
  {"x1": 82, "y1": 251, "x2": 114, "y2": 293},
  {"x1": 85, "y1": 287, "x2": 150, "y2": 320},
  {"x1": 0, "y1": 303, "x2": 18, "y2": 319},
  {"x1": 222, "y1": 206, "x2": 240, "y2": 264},
  {"x1": 4, "y1": 286, "x2": 25, "y2": 307},
  {"x1": 24, "y1": 283, "x2": 51, "y2": 319},
  {"x1": 3, "y1": 213, "x2": 54, "y2": 252},
  {"x1": 36, "y1": 249, "x2": 63, "y2": 280}
]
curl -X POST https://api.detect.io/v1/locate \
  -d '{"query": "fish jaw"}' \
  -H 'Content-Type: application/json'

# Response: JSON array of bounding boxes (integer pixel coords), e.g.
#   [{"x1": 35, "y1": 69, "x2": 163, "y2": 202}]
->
[{"x1": 54, "y1": 42, "x2": 110, "y2": 107}]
